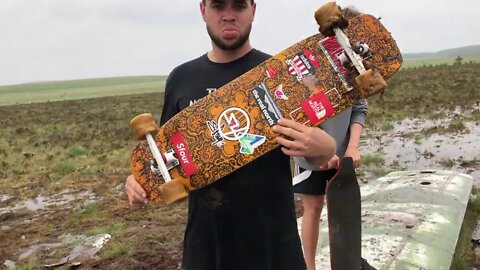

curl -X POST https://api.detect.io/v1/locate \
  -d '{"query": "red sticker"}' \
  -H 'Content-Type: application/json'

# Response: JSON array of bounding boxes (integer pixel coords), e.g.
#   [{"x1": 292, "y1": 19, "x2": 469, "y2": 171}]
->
[
  {"x1": 171, "y1": 133, "x2": 196, "y2": 176},
  {"x1": 266, "y1": 67, "x2": 277, "y2": 78},
  {"x1": 303, "y1": 48, "x2": 320, "y2": 68},
  {"x1": 300, "y1": 92, "x2": 334, "y2": 125}
]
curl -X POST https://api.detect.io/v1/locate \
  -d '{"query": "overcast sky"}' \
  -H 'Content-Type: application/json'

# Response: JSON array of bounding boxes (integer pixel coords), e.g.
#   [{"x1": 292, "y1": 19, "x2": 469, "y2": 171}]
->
[{"x1": 1, "y1": 0, "x2": 479, "y2": 85}]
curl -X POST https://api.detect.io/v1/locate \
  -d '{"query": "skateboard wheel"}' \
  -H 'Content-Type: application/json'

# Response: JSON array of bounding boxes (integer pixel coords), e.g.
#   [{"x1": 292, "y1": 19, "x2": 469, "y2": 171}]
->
[
  {"x1": 314, "y1": 2, "x2": 345, "y2": 36},
  {"x1": 355, "y1": 69, "x2": 387, "y2": 97},
  {"x1": 130, "y1": 113, "x2": 158, "y2": 140},
  {"x1": 160, "y1": 179, "x2": 189, "y2": 204}
]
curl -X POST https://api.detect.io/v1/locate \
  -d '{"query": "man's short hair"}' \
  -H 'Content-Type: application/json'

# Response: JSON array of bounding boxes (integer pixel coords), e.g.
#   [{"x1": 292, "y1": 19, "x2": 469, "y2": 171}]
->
[{"x1": 202, "y1": 0, "x2": 255, "y2": 4}]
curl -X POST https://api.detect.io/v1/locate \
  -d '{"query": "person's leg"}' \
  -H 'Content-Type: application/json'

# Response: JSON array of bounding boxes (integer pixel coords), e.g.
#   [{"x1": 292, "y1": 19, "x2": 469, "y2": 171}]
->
[{"x1": 300, "y1": 194, "x2": 325, "y2": 270}]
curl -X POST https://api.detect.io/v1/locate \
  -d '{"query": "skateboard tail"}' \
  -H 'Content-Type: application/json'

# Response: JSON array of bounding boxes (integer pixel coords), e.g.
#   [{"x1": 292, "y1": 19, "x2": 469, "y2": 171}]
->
[{"x1": 326, "y1": 157, "x2": 362, "y2": 270}]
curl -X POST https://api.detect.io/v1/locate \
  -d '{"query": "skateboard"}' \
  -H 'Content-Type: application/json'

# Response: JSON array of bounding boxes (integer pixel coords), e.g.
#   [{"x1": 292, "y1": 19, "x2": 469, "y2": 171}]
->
[
  {"x1": 326, "y1": 157, "x2": 375, "y2": 270},
  {"x1": 130, "y1": 3, "x2": 402, "y2": 204}
]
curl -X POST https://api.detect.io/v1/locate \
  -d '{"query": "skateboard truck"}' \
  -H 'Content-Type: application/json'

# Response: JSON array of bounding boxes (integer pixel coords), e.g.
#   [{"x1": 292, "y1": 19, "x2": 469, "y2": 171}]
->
[
  {"x1": 143, "y1": 128, "x2": 172, "y2": 182},
  {"x1": 314, "y1": 1, "x2": 368, "y2": 75},
  {"x1": 315, "y1": 2, "x2": 387, "y2": 97},
  {"x1": 334, "y1": 29, "x2": 386, "y2": 96},
  {"x1": 352, "y1": 42, "x2": 372, "y2": 59},
  {"x1": 149, "y1": 149, "x2": 180, "y2": 176},
  {"x1": 333, "y1": 28, "x2": 367, "y2": 76}
]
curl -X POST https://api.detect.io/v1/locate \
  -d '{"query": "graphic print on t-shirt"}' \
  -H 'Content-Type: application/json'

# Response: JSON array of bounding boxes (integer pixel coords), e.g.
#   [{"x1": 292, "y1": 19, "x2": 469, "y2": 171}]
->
[{"x1": 189, "y1": 88, "x2": 218, "y2": 106}]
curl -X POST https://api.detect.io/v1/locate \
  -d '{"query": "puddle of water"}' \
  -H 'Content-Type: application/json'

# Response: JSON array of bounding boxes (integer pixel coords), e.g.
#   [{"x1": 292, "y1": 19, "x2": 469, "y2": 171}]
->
[
  {"x1": 1, "y1": 195, "x2": 12, "y2": 202},
  {"x1": 362, "y1": 119, "x2": 479, "y2": 184},
  {"x1": 23, "y1": 196, "x2": 49, "y2": 211},
  {"x1": 22, "y1": 194, "x2": 78, "y2": 211},
  {"x1": 0, "y1": 190, "x2": 96, "y2": 215},
  {"x1": 19, "y1": 242, "x2": 63, "y2": 260},
  {"x1": 13, "y1": 233, "x2": 111, "y2": 267}
]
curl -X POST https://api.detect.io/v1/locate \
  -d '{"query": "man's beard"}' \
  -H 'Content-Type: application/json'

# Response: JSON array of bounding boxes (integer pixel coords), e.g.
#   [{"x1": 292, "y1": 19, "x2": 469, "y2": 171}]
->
[{"x1": 206, "y1": 24, "x2": 252, "y2": 51}]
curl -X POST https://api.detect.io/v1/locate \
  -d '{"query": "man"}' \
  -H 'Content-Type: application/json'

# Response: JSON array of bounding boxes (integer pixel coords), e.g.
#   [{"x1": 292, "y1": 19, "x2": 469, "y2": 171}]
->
[
  {"x1": 125, "y1": 1, "x2": 336, "y2": 269},
  {"x1": 293, "y1": 6, "x2": 367, "y2": 270}
]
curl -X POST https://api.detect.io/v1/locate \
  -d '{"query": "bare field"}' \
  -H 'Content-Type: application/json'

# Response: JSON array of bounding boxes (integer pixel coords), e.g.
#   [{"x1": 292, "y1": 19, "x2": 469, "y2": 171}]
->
[
  {"x1": 0, "y1": 76, "x2": 166, "y2": 106},
  {"x1": 1, "y1": 63, "x2": 479, "y2": 269},
  {"x1": 0, "y1": 93, "x2": 187, "y2": 269}
]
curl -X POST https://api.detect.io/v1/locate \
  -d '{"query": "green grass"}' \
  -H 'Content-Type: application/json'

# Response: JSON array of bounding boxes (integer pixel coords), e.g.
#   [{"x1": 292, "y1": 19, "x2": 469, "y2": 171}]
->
[
  {"x1": 451, "y1": 188, "x2": 480, "y2": 269},
  {"x1": 379, "y1": 120, "x2": 394, "y2": 131},
  {"x1": 468, "y1": 109, "x2": 480, "y2": 122},
  {"x1": 81, "y1": 202, "x2": 98, "y2": 215},
  {"x1": 67, "y1": 203, "x2": 105, "y2": 227},
  {"x1": 100, "y1": 242, "x2": 129, "y2": 259},
  {"x1": 413, "y1": 133, "x2": 424, "y2": 145},
  {"x1": 440, "y1": 158, "x2": 455, "y2": 168},
  {"x1": 366, "y1": 63, "x2": 480, "y2": 128},
  {"x1": 88, "y1": 223, "x2": 126, "y2": 236},
  {"x1": 448, "y1": 119, "x2": 467, "y2": 132},
  {"x1": 54, "y1": 161, "x2": 76, "y2": 174},
  {"x1": 402, "y1": 56, "x2": 480, "y2": 68},
  {"x1": 12, "y1": 262, "x2": 40, "y2": 270},
  {"x1": 425, "y1": 110, "x2": 447, "y2": 120},
  {"x1": 371, "y1": 168, "x2": 393, "y2": 177},
  {"x1": 362, "y1": 153, "x2": 385, "y2": 167},
  {"x1": 84, "y1": 165, "x2": 103, "y2": 176},
  {"x1": 0, "y1": 75, "x2": 166, "y2": 106},
  {"x1": 68, "y1": 145, "x2": 89, "y2": 157}
]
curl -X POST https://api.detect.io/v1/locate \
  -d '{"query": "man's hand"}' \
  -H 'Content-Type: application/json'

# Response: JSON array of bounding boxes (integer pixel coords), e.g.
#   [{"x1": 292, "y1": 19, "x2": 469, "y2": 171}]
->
[
  {"x1": 272, "y1": 118, "x2": 336, "y2": 166},
  {"x1": 125, "y1": 174, "x2": 148, "y2": 206}
]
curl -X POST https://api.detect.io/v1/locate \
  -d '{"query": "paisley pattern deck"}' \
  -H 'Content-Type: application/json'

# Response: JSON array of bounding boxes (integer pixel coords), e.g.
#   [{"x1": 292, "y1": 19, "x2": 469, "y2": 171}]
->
[{"x1": 131, "y1": 14, "x2": 402, "y2": 203}]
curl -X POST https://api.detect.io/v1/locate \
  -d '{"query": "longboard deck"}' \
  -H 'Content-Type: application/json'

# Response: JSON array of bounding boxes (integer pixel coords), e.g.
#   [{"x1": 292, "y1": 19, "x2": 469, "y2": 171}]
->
[
  {"x1": 326, "y1": 157, "x2": 362, "y2": 269},
  {"x1": 131, "y1": 14, "x2": 402, "y2": 202},
  {"x1": 297, "y1": 170, "x2": 473, "y2": 269}
]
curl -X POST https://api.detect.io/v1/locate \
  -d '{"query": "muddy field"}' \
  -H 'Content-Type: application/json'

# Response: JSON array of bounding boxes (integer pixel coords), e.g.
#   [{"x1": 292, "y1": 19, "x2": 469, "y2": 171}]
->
[{"x1": 1, "y1": 63, "x2": 479, "y2": 269}]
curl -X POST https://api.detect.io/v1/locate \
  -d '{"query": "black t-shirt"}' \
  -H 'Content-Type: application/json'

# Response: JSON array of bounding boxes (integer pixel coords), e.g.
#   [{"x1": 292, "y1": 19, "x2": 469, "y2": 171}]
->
[{"x1": 161, "y1": 49, "x2": 306, "y2": 270}]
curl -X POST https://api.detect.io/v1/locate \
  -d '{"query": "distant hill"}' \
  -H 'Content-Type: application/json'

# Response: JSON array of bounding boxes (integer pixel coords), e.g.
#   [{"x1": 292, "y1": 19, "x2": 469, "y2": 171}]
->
[
  {"x1": 403, "y1": 45, "x2": 480, "y2": 59},
  {"x1": 0, "y1": 75, "x2": 168, "y2": 106}
]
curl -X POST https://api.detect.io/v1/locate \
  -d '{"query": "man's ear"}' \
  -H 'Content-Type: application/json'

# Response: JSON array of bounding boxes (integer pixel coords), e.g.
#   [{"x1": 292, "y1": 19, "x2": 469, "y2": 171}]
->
[
  {"x1": 200, "y1": 1, "x2": 206, "y2": 22},
  {"x1": 251, "y1": 2, "x2": 256, "y2": 21}
]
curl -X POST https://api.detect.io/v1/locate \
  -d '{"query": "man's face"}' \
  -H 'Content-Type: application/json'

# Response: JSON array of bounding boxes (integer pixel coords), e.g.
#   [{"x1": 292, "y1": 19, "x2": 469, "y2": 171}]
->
[{"x1": 200, "y1": 0, "x2": 256, "y2": 51}]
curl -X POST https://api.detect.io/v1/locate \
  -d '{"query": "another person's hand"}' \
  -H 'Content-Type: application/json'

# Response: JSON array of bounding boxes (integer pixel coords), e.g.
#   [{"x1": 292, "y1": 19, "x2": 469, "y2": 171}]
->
[
  {"x1": 344, "y1": 146, "x2": 361, "y2": 168},
  {"x1": 321, "y1": 154, "x2": 340, "y2": 170},
  {"x1": 125, "y1": 174, "x2": 148, "y2": 206}
]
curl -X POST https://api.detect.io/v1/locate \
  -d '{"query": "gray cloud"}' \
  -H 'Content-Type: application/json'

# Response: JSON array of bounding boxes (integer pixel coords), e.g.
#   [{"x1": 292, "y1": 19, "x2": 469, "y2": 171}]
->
[{"x1": 0, "y1": 0, "x2": 478, "y2": 85}]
